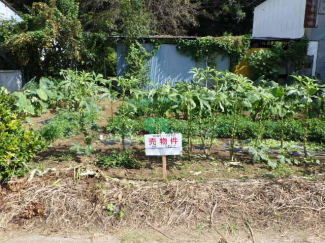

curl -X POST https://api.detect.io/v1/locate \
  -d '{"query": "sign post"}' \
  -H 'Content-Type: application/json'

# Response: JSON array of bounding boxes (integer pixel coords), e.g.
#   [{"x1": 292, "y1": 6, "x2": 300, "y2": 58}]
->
[{"x1": 144, "y1": 133, "x2": 182, "y2": 180}]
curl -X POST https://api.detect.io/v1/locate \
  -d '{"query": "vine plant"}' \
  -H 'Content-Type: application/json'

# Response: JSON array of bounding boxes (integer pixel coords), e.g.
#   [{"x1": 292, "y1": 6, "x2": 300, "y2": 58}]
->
[{"x1": 176, "y1": 35, "x2": 251, "y2": 70}]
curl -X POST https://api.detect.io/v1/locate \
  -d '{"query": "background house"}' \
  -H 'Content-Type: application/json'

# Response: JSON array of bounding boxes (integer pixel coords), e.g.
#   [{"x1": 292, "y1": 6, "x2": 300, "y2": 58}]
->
[
  {"x1": 116, "y1": 36, "x2": 231, "y2": 87},
  {"x1": 0, "y1": 0, "x2": 23, "y2": 92},
  {"x1": 251, "y1": 0, "x2": 324, "y2": 78},
  {"x1": 0, "y1": 0, "x2": 22, "y2": 21}
]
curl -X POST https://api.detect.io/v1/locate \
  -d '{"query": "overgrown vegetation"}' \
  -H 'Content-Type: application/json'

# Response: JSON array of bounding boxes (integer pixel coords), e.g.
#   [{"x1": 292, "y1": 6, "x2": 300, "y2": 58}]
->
[
  {"x1": 177, "y1": 35, "x2": 251, "y2": 69},
  {"x1": 248, "y1": 38, "x2": 310, "y2": 80}
]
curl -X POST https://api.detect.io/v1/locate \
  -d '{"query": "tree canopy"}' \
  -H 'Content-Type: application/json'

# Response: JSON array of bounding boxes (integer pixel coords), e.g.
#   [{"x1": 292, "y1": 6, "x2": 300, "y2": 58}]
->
[{"x1": 1, "y1": 0, "x2": 256, "y2": 79}]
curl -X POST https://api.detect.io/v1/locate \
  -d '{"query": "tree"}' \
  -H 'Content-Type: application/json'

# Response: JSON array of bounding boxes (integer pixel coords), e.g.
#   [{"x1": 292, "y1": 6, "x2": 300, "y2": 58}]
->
[
  {"x1": 145, "y1": 0, "x2": 197, "y2": 35},
  {"x1": 2, "y1": 0, "x2": 82, "y2": 78},
  {"x1": 189, "y1": 0, "x2": 253, "y2": 36}
]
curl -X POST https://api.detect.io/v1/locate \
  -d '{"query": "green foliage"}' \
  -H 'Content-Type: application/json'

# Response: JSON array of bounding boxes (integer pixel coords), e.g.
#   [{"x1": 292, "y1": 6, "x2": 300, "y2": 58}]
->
[
  {"x1": 248, "y1": 38, "x2": 309, "y2": 80},
  {"x1": 96, "y1": 150, "x2": 142, "y2": 169},
  {"x1": 58, "y1": 70, "x2": 108, "y2": 110},
  {"x1": 124, "y1": 41, "x2": 159, "y2": 86},
  {"x1": 128, "y1": 99, "x2": 153, "y2": 117},
  {"x1": 105, "y1": 203, "x2": 124, "y2": 218},
  {"x1": 287, "y1": 75, "x2": 323, "y2": 157},
  {"x1": 143, "y1": 117, "x2": 170, "y2": 134},
  {"x1": 285, "y1": 37, "x2": 309, "y2": 71},
  {"x1": 2, "y1": 0, "x2": 82, "y2": 77},
  {"x1": 39, "y1": 112, "x2": 80, "y2": 141},
  {"x1": 120, "y1": 0, "x2": 150, "y2": 38},
  {"x1": 80, "y1": 33, "x2": 117, "y2": 77},
  {"x1": 106, "y1": 116, "x2": 138, "y2": 137},
  {"x1": 13, "y1": 77, "x2": 60, "y2": 116},
  {"x1": 0, "y1": 87, "x2": 45, "y2": 182},
  {"x1": 248, "y1": 49, "x2": 282, "y2": 80},
  {"x1": 176, "y1": 35, "x2": 251, "y2": 69}
]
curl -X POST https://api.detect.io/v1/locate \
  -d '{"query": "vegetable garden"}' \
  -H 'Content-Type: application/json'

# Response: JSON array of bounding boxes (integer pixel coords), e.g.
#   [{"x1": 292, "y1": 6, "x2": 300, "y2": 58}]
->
[{"x1": 1, "y1": 67, "x2": 325, "y2": 182}]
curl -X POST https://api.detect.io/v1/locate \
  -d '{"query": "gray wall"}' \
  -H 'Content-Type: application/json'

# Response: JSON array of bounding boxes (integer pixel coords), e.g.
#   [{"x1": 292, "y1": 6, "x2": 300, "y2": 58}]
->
[
  {"x1": 306, "y1": 13, "x2": 325, "y2": 79},
  {"x1": 117, "y1": 43, "x2": 230, "y2": 87},
  {"x1": 0, "y1": 70, "x2": 22, "y2": 92}
]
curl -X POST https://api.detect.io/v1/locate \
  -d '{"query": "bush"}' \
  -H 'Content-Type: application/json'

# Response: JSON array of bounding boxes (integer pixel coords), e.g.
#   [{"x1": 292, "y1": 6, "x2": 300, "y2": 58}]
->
[
  {"x1": 0, "y1": 88, "x2": 45, "y2": 182},
  {"x1": 96, "y1": 150, "x2": 142, "y2": 169}
]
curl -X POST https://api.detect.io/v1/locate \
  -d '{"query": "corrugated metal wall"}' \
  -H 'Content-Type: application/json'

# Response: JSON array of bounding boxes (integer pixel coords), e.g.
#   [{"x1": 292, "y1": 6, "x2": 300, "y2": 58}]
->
[
  {"x1": 0, "y1": 70, "x2": 23, "y2": 92},
  {"x1": 0, "y1": 1, "x2": 22, "y2": 21},
  {"x1": 117, "y1": 43, "x2": 230, "y2": 87}
]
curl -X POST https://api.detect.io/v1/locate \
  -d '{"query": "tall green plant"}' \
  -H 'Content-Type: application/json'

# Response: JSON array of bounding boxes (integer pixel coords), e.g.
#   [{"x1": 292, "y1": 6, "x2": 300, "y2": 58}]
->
[
  {"x1": 223, "y1": 72, "x2": 254, "y2": 161},
  {"x1": 287, "y1": 75, "x2": 322, "y2": 158},
  {"x1": 110, "y1": 76, "x2": 141, "y2": 150}
]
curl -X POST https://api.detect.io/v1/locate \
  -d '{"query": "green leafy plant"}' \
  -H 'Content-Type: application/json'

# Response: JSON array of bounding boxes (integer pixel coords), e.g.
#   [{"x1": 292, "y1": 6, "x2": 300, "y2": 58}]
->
[
  {"x1": 39, "y1": 112, "x2": 80, "y2": 141},
  {"x1": 143, "y1": 117, "x2": 170, "y2": 134},
  {"x1": 223, "y1": 72, "x2": 254, "y2": 161},
  {"x1": 287, "y1": 75, "x2": 322, "y2": 158},
  {"x1": 177, "y1": 35, "x2": 251, "y2": 69},
  {"x1": 96, "y1": 150, "x2": 142, "y2": 169},
  {"x1": 248, "y1": 49, "x2": 282, "y2": 80},
  {"x1": 0, "y1": 87, "x2": 45, "y2": 182}
]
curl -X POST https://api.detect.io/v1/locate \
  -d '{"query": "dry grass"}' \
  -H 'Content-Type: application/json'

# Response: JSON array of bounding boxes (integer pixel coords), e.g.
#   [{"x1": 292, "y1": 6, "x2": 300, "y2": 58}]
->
[{"x1": 1, "y1": 172, "x2": 325, "y2": 233}]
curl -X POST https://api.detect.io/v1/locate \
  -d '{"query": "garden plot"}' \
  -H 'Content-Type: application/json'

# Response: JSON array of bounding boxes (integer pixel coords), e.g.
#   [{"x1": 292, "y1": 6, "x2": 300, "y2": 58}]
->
[{"x1": 2, "y1": 69, "x2": 325, "y2": 242}]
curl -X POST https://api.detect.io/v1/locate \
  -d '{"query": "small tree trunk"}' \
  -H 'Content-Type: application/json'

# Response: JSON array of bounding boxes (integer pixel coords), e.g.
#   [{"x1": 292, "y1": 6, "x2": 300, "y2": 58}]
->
[
  {"x1": 280, "y1": 116, "x2": 284, "y2": 149},
  {"x1": 230, "y1": 112, "x2": 238, "y2": 161}
]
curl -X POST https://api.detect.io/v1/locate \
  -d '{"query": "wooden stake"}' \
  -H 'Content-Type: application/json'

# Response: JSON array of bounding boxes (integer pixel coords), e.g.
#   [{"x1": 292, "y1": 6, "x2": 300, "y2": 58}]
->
[
  {"x1": 161, "y1": 132, "x2": 167, "y2": 180},
  {"x1": 162, "y1": 155, "x2": 167, "y2": 180}
]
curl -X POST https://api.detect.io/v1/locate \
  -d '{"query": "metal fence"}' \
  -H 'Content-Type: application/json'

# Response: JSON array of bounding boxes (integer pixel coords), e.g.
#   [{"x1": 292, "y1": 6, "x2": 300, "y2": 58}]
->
[{"x1": 117, "y1": 43, "x2": 230, "y2": 88}]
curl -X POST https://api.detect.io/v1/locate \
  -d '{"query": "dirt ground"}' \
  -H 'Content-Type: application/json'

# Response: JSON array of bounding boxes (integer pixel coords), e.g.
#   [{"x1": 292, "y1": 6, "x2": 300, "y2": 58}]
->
[
  {"x1": 1, "y1": 228, "x2": 325, "y2": 243},
  {"x1": 4, "y1": 102, "x2": 325, "y2": 243}
]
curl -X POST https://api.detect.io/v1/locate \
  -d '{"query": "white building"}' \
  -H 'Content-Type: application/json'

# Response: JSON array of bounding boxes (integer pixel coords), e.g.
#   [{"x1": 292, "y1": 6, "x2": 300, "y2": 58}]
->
[
  {"x1": 0, "y1": 0, "x2": 22, "y2": 22},
  {"x1": 0, "y1": 0, "x2": 23, "y2": 92},
  {"x1": 251, "y1": 0, "x2": 323, "y2": 78}
]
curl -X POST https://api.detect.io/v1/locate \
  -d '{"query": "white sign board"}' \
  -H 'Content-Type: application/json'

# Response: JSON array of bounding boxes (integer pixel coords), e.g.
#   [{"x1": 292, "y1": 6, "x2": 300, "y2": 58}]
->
[{"x1": 144, "y1": 134, "x2": 182, "y2": 156}]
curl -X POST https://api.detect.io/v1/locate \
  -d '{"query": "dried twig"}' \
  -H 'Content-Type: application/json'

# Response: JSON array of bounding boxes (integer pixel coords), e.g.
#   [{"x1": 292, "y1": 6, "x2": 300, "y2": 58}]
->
[{"x1": 245, "y1": 220, "x2": 255, "y2": 243}]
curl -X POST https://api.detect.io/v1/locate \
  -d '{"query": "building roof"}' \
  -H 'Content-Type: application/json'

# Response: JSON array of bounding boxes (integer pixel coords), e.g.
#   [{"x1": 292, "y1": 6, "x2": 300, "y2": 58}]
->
[{"x1": 248, "y1": 0, "x2": 267, "y2": 8}]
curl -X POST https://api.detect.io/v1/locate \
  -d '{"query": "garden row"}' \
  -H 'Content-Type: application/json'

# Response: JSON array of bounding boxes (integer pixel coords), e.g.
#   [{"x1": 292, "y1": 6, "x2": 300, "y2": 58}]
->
[{"x1": 1, "y1": 68, "x2": 325, "y2": 182}]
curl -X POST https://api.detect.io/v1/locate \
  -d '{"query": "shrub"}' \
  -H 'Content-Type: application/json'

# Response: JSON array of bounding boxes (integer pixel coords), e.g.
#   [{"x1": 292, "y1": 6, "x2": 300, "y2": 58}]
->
[
  {"x1": 211, "y1": 115, "x2": 257, "y2": 139},
  {"x1": 0, "y1": 88, "x2": 45, "y2": 182},
  {"x1": 248, "y1": 48, "x2": 282, "y2": 80}
]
